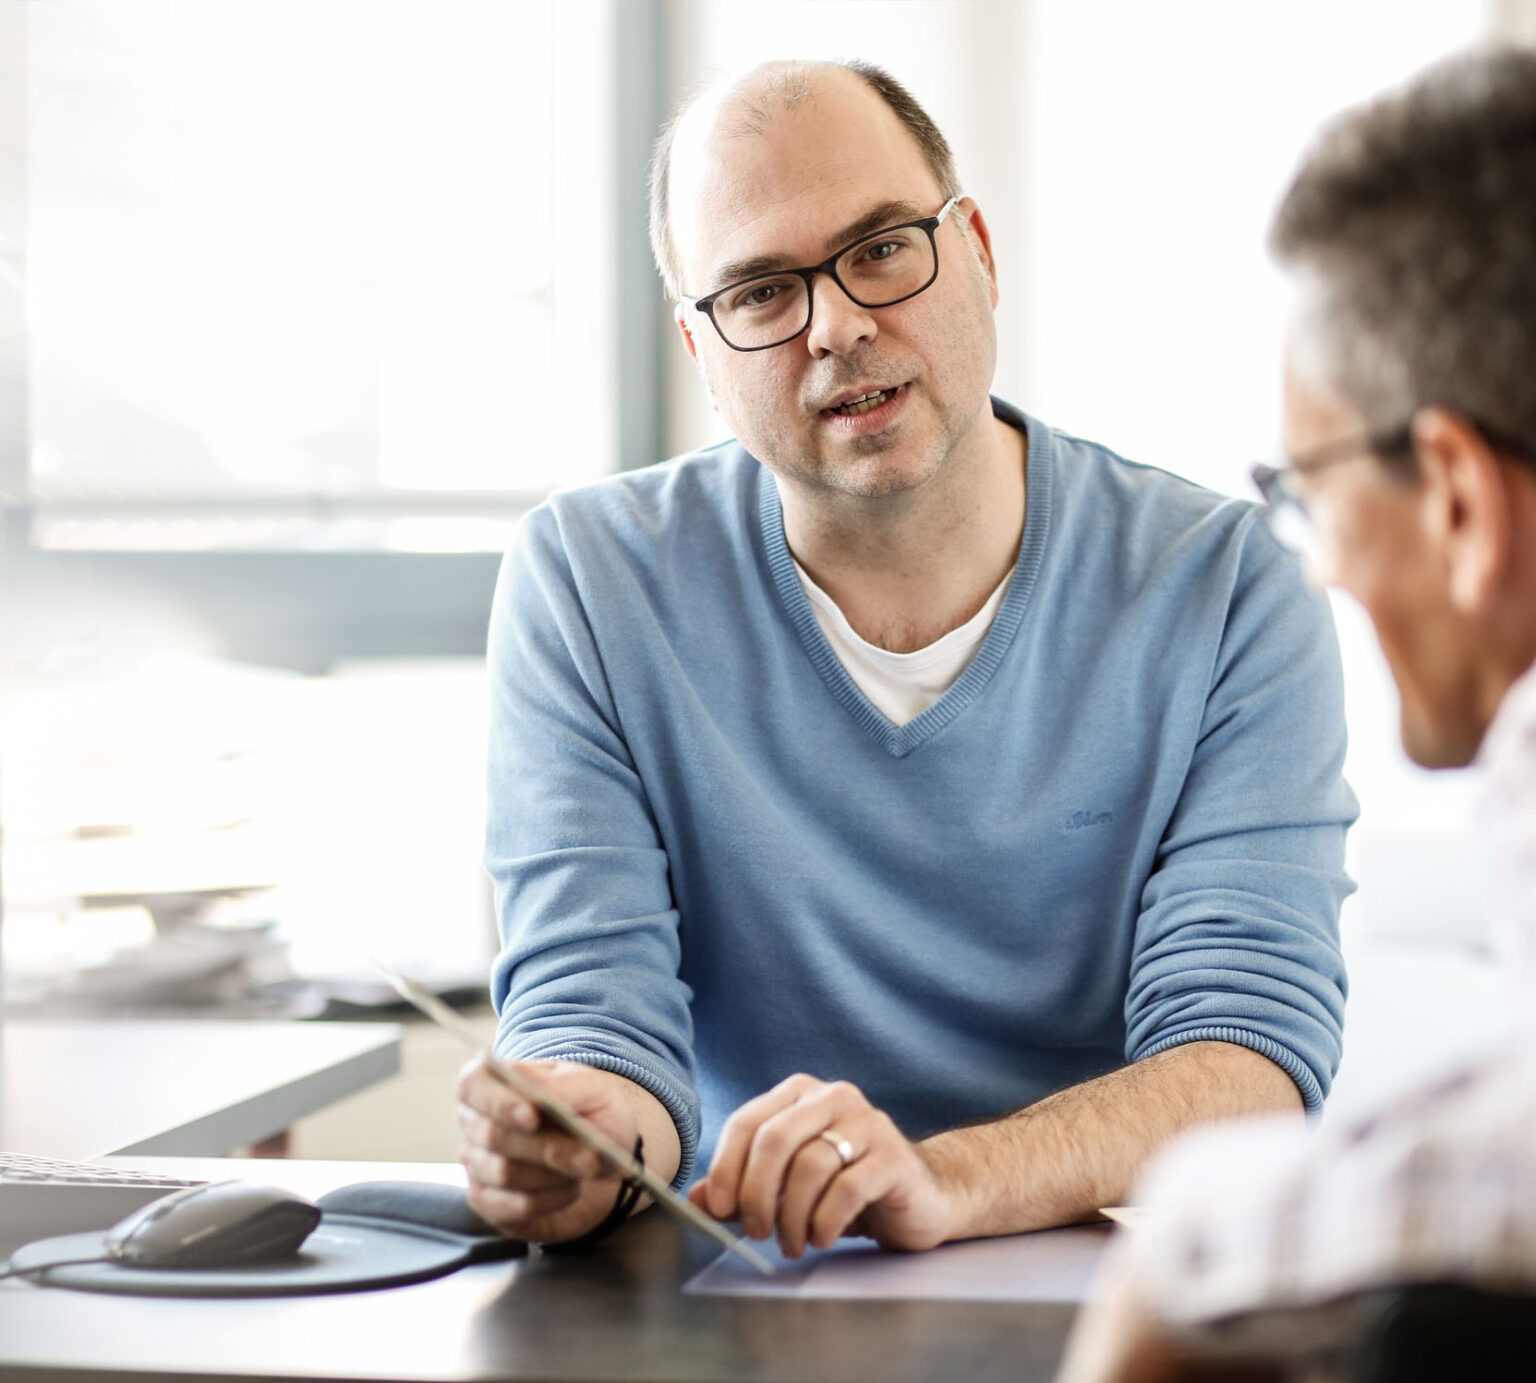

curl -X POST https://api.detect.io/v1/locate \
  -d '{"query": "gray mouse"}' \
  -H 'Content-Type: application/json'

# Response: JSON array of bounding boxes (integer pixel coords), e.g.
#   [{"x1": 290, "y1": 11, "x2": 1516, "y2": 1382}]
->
[{"x1": 102, "y1": 1180, "x2": 322, "y2": 1268}]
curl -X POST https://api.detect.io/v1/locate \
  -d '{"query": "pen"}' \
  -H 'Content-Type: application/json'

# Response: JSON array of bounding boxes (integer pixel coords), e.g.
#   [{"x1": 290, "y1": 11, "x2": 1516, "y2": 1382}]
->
[{"x1": 371, "y1": 960, "x2": 775, "y2": 1275}]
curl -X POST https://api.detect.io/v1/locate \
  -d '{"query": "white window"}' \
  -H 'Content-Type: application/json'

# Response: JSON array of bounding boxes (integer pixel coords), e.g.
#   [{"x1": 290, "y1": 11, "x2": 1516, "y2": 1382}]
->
[{"x1": 22, "y1": 0, "x2": 616, "y2": 552}]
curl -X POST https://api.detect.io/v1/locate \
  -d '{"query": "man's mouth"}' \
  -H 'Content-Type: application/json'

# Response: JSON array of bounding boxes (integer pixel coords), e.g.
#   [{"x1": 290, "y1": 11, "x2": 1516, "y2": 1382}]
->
[{"x1": 827, "y1": 387, "x2": 899, "y2": 417}]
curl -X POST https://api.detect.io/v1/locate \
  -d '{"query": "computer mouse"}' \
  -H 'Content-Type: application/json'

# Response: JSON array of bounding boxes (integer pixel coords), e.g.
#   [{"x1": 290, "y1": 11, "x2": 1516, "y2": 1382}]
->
[{"x1": 101, "y1": 1180, "x2": 322, "y2": 1268}]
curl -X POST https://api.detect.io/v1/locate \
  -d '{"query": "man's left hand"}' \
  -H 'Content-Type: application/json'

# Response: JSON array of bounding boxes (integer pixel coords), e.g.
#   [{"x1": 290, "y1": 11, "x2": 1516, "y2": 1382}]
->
[{"x1": 686, "y1": 1073, "x2": 964, "y2": 1256}]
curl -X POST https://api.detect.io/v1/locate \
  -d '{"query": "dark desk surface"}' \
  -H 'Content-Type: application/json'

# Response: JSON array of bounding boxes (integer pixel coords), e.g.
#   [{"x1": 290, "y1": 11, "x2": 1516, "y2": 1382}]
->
[{"x1": 0, "y1": 1158, "x2": 1078, "y2": 1383}]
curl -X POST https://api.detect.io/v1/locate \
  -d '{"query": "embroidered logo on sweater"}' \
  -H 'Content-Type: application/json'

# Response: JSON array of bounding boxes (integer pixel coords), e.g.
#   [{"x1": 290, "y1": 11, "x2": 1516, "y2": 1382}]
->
[{"x1": 1064, "y1": 810, "x2": 1115, "y2": 831}]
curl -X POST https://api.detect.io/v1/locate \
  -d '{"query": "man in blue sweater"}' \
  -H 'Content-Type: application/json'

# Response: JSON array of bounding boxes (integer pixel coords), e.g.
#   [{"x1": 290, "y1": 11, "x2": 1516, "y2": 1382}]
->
[{"x1": 457, "y1": 59, "x2": 1356, "y2": 1257}]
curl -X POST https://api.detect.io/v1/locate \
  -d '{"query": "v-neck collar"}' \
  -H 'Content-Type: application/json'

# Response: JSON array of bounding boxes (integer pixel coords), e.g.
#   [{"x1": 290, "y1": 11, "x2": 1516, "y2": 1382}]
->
[{"x1": 757, "y1": 400, "x2": 1054, "y2": 759}]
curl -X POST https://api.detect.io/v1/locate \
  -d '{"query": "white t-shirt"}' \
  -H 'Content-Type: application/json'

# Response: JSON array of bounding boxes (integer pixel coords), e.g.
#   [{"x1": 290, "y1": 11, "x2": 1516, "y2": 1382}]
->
[{"x1": 793, "y1": 561, "x2": 1011, "y2": 727}]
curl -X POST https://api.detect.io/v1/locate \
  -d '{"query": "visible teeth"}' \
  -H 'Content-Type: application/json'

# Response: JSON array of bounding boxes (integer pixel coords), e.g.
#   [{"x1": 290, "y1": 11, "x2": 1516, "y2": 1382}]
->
[{"x1": 831, "y1": 388, "x2": 895, "y2": 416}]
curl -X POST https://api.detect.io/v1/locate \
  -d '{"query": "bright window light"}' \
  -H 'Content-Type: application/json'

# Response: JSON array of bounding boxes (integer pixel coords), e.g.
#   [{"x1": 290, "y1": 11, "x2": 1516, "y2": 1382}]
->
[{"x1": 25, "y1": 0, "x2": 613, "y2": 517}]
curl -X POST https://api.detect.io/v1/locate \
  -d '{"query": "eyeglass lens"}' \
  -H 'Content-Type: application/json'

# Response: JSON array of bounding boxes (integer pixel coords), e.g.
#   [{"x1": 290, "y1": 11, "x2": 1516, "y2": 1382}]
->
[
  {"x1": 1264, "y1": 500, "x2": 1319, "y2": 560},
  {"x1": 711, "y1": 225, "x2": 938, "y2": 350},
  {"x1": 1253, "y1": 465, "x2": 1320, "y2": 561}
]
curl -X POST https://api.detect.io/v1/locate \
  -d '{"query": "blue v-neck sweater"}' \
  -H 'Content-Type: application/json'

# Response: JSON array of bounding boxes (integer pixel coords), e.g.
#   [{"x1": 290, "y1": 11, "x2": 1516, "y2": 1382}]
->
[{"x1": 486, "y1": 402, "x2": 1355, "y2": 1184}]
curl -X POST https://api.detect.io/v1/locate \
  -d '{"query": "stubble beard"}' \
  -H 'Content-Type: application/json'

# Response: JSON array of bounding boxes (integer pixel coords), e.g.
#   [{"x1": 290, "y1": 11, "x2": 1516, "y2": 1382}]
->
[
  {"x1": 792, "y1": 369, "x2": 960, "y2": 503},
  {"x1": 811, "y1": 429, "x2": 942, "y2": 500},
  {"x1": 703, "y1": 333, "x2": 985, "y2": 504}
]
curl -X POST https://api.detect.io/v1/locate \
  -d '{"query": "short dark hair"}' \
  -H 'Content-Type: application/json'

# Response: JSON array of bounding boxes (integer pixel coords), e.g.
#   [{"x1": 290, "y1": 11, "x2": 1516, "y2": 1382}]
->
[
  {"x1": 1270, "y1": 46, "x2": 1536, "y2": 475},
  {"x1": 648, "y1": 59, "x2": 962, "y2": 300}
]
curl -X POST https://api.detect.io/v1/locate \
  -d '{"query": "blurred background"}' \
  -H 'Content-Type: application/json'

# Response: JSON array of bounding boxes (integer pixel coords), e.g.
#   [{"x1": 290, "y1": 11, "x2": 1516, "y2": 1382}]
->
[{"x1": 1, "y1": 0, "x2": 1531, "y2": 1157}]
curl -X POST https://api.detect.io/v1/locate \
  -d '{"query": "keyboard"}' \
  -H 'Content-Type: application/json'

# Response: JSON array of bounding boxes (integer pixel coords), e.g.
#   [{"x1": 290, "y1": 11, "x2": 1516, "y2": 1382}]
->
[{"x1": 0, "y1": 1152, "x2": 208, "y2": 1256}]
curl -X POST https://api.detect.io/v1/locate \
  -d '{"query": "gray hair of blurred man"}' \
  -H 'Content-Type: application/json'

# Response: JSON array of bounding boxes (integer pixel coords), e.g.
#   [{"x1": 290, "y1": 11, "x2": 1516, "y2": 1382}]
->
[
  {"x1": 1270, "y1": 46, "x2": 1536, "y2": 476},
  {"x1": 647, "y1": 58, "x2": 963, "y2": 302}
]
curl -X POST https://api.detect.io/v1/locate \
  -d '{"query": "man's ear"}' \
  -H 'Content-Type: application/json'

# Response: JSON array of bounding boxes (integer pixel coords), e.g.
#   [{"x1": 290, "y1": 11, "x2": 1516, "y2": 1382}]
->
[
  {"x1": 673, "y1": 303, "x2": 720, "y2": 413},
  {"x1": 675, "y1": 303, "x2": 701, "y2": 364},
  {"x1": 1414, "y1": 408, "x2": 1512, "y2": 613},
  {"x1": 956, "y1": 198, "x2": 999, "y2": 307}
]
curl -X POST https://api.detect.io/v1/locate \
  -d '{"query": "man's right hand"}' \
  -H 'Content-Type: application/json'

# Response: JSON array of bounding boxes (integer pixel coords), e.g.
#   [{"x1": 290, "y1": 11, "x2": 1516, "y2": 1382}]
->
[{"x1": 456, "y1": 1056, "x2": 646, "y2": 1244}]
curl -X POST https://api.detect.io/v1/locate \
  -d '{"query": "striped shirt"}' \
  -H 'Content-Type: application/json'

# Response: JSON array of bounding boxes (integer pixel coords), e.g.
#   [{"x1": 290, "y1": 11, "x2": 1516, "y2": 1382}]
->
[{"x1": 1129, "y1": 661, "x2": 1536, "y2": 1331}]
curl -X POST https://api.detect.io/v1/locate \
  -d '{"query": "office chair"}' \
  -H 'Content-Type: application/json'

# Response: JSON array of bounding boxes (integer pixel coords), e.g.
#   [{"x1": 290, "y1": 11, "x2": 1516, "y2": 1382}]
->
[{"x1": 1349, "y1": 1282, "x2": 1536, "y2": 1382}]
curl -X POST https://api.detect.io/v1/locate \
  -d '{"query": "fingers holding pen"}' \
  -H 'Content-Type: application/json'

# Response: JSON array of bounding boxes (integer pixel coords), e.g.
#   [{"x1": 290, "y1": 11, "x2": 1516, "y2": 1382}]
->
[
  {"x1": 456, "y1": 1054, "x2": 544, "y2": 1132},
  {"x1": 454, "y1": 1055, "x2": 641, "y2": 1243},
  {"x1": 457, "y1": 1056, "x2": 619, "y2": 1162},
  {"x1": 467, "y1": 1173, "x2": 584, "y2": 1224},
  {"x1": 457, "y1": 1103, "x2": 602, "y2": 1183}
]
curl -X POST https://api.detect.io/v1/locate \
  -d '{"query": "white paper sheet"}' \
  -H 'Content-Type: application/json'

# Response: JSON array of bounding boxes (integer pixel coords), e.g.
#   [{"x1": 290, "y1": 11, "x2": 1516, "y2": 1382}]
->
[{"x1": 684, "y1": 1223, "x2": 1113, "y2": 1302}]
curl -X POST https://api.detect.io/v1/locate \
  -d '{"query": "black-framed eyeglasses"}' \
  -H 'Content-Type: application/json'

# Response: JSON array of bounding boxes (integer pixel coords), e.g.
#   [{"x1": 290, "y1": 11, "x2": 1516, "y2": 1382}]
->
[
  {"x1": 685, "y1": 195, "x2": 962, "y2": 352},
  {"x1": 1251, "y1": 417, "x2": 1536, "y2": 556},
  {"x1": 1247, "y1": 421, "x2": 1413, "y2": 556},
  {"x1": 1250, "y1": 423, "x2": 1414, "y2": 548}
]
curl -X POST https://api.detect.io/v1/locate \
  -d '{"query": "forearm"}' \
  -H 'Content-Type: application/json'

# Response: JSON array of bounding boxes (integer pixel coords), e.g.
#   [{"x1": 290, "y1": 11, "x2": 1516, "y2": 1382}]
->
[{"x1": 924, "y1": 1040, "x2": 1302, "y2": 1239}]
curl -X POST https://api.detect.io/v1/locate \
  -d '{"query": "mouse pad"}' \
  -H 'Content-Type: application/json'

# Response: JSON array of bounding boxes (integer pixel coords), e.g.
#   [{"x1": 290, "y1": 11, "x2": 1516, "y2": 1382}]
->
[{"x1": 4, "y1": 1180, "x2": 528, "y2": 1298}]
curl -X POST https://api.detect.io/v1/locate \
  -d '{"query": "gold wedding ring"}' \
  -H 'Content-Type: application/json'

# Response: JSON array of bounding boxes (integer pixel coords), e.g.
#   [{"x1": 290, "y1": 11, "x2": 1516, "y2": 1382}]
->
[{"x1": 817, "y1": 1129, "x2": 856, "y2": 1168}]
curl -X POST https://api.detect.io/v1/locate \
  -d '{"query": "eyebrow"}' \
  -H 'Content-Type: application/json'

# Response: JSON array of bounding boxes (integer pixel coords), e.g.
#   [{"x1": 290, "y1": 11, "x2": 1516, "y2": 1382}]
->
[{"x1": 704, "y1": 200, "x2": 926, "y2": 295}]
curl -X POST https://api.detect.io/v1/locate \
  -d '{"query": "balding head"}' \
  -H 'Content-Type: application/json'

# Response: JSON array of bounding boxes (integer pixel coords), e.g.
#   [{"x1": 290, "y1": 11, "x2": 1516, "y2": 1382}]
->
[{"x1": 648, "y1": 60, "x2": 961, "y2": 300}]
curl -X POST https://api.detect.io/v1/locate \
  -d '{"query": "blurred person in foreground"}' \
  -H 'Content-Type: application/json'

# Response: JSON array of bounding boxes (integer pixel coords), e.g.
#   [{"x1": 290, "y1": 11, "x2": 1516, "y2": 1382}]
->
[
  {"x1": 1058, "y1": 45, "x2": 1536, "y2": 1383},
  {"x1": 456, "y1": 58, "x2": 1356, "y2": 1258}
]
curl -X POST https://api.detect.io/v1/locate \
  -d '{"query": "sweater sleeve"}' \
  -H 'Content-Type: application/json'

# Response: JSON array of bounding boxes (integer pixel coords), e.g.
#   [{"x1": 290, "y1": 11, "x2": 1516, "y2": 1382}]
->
[
  {"x1": 1124, "y1": 512, "x2": 1356, "y2": 1111},
  {"x1": 484, "y1": 505, "x2": 701, "y2": 1185}
]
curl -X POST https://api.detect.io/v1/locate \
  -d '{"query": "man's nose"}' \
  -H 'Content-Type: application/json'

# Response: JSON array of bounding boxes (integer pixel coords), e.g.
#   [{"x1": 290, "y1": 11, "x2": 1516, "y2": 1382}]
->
[{"x1": 803, "y1": 272, "x2": 879, "y2": 358}]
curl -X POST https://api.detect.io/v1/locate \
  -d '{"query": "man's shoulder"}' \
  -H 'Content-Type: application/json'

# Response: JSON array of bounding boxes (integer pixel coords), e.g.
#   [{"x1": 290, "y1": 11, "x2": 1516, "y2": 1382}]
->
[
  {"x1": 539, "y1": 438, "x2": 755, "y2": 535},
  {"x1": 1013, "y1": 411, "x2": 1273, "y2": 595},
  {"x1": 494, "y1": 442, "x2": 769, "y2": 653},
  {"x1": 1001, "y1": 407, "x2": 1325, "y2": 657},
  {"x1": 1040, "y1": 419, "x2": 1256, "y2": 537},
  {"x1": 510, "y1": 438, "x2": 761, "y2": 593}
]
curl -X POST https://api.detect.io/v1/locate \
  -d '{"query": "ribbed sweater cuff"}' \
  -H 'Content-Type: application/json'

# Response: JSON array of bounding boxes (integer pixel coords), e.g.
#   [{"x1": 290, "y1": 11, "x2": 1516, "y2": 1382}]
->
[{"x1": 1137, "y1": 1026, "x2": 1325, "y2": 1114}]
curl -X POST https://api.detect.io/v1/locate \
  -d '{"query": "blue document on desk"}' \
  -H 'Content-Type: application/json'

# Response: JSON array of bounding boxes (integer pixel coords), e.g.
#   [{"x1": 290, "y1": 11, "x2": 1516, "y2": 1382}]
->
[{"x1": 684, "y1": 1223, "x2": 1111, "y2": 1302}]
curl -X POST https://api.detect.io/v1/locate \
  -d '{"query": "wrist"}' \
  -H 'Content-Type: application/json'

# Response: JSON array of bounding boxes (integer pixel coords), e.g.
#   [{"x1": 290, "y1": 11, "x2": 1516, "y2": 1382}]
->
[
  {"x1": 546, "y1": 1135, "x2": 646, "y2": 1252},
  {"x1": 592, "y1": 1068, "x2": 684, "y2": 1190},
  {"x1": 918, "y1": 1120, "x2": 1070, "y2": 1239},
  {"x1": 914, "y1": 1130, "x2": 991, "y2": 1242},
  {"x1": 554, "y1": 1062, "x2": 683, "y2": 1191}
]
